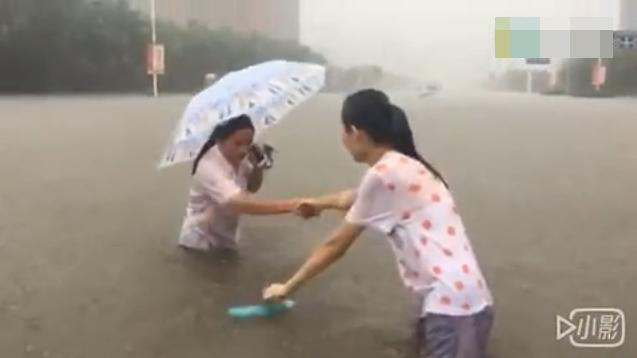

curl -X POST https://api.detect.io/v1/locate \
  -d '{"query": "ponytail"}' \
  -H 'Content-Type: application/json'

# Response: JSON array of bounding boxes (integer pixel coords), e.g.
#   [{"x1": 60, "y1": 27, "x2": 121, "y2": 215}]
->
[
  {"x1": 389, "y1": 105, "x2": 449, "y2": 188},
  {"x1": 191, "y1": 135, "x2": 217, "y2": 175}
]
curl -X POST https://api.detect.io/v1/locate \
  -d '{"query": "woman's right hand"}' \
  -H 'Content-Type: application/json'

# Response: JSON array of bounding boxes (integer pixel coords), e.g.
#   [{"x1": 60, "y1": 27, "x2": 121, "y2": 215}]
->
[
  {"x1": 263, "y1": 282, "x2": 292, "y2": 302},
  {"x1": 294, "y1": 199, "x2": 323, "y2": 219}
]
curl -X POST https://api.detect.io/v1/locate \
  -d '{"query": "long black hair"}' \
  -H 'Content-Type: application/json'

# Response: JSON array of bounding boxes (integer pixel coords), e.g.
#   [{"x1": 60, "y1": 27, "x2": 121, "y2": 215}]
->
[
  {"x1": 341, "y1": 89, "x2": 448, "y2": 188},
  {"x1": 191, "y1": 114, "x2": 254, "y2": 175}
]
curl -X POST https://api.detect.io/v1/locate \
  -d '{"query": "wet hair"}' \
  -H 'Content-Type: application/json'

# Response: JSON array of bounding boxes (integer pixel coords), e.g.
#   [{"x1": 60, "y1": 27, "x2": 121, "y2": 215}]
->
[
  {"x1": 341, "y1": 89, "x2": 448, "y2": 188},
  {"x1": 192, "y1": 114, "x2": 254, "y2": 175}
]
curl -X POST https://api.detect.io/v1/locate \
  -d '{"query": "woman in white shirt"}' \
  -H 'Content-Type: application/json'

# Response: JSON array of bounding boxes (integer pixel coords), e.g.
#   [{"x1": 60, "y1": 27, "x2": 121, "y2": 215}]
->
[
  {"x1": 264, "y1": 90, "x2": 494, "y2": 358},
  {"x1": 179, "y1": 114, "x2": 304, "y2": 252}
]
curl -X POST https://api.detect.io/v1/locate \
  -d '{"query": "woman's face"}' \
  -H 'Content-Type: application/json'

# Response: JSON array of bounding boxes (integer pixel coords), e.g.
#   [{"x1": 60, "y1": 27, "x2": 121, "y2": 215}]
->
[
  {"x1": 341, "y1": 124, "x2": 368, "y2": 163},
  {"x1": 218, "y1": 128, "x2": 255, "y2": 167}
]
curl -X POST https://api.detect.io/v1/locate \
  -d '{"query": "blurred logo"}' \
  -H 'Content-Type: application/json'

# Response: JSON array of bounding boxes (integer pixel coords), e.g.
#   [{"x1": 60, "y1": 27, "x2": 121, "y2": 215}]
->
[
  {"x1": 614, "y1": 31, "x2": 636, "y2": 49},
  {"x1": 556, "y1": 308, "x2": 625, "y2": 348}
]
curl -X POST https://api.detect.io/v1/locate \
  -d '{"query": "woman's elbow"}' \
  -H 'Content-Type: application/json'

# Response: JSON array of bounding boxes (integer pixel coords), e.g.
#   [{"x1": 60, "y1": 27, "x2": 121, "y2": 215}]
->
[
  {"x1": 332, "y1": 247, "x2": 348, "y2": 261},
  {"x1": 323, "y1": 238, "x2": 349, "y2": 259}
]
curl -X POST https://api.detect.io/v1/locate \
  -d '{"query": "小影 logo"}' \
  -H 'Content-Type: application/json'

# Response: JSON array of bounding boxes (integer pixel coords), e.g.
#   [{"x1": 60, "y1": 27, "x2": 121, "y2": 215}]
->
[{"x1": 556, "y1": 308, "x2": 625, "y2": 348}]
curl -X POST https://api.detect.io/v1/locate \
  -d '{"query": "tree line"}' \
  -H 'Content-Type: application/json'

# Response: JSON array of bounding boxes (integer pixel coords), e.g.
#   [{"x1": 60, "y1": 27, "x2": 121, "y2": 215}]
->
[{"x1": 0, "y1": 0, "x2": 326, "y2": 93}]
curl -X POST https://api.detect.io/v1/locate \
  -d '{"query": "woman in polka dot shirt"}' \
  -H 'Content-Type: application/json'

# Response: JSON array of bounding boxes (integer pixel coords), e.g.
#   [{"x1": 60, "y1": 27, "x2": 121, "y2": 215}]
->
[{"x1": 264, "y1": 89, "x2": 494, "y2": 358}]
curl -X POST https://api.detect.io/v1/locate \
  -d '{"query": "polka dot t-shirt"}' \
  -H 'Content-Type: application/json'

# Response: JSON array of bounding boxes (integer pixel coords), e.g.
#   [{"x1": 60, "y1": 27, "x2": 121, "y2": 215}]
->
[{"x1": 345, "y1": 151, "x2": 493, "y2": 317}]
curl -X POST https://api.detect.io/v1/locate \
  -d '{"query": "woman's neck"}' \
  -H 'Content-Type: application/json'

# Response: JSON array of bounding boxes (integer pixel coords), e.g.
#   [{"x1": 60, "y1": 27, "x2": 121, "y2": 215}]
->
[
  {"x1": 218, "y1": 148, "x2": 241, "y2": 172},
  {"x1": 364, "y1": 146, "x2": 392, "y2": 167}
]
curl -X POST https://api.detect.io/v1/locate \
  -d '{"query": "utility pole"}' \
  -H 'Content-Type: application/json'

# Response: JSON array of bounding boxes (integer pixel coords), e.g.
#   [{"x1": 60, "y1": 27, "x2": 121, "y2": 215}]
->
[{"x1": 150, "y1": 0, "x2": 158, "y2": 97}]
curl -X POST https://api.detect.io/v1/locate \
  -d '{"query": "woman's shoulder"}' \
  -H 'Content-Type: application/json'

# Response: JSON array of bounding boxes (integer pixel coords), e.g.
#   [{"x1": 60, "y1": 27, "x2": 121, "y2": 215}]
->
[
  {"x1": 366, "y1": 152, "x2": 413, "y2": 181},
  {"x1": 358, "y1": 166, "x2": 389, "y2": 194},
  {"x1": 365, "y1": 153, "x2": 444, "y2": 193},
  {"x1": 194, "y1": 154, "x2": 232, "y2": 183}
]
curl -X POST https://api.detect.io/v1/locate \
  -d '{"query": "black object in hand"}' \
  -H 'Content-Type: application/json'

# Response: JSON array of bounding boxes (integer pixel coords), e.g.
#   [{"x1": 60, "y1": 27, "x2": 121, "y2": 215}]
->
[{"x1": 249, "y1": 144, "x2": 275, "y2": 169}]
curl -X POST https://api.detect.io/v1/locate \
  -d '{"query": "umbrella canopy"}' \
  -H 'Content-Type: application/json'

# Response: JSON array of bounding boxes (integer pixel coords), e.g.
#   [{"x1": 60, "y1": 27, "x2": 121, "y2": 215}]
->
[{"x1": 158, "y1": 60, "x2": 325, "y2": 169}]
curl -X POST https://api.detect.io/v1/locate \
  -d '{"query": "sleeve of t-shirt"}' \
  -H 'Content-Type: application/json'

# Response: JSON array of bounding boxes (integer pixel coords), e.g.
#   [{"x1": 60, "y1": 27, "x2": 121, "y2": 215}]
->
[
  {"x1": 195, "y1": 165, "x2": 242, "y2": 206},
  {"x1": 345, "y1": 171, "x2": 397, "y2": 233}
]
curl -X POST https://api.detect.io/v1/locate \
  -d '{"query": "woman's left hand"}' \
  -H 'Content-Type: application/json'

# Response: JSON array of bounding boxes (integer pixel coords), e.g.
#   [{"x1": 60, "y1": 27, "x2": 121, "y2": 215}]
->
[
  {"x1": 294, "y1": 199, "x2": 323, "y2": 219},
  {"x1": 248, "y1": 143, "x2": 275, "y2": 169},
  {"x1": 263, "y1": 282, "x2": 291, "y2": 302}
]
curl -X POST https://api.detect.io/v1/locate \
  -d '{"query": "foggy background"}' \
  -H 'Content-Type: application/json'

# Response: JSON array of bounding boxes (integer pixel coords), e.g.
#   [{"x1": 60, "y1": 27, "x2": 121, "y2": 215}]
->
[{"x1": 301, "y1": 0, "x2": 622, "y2": 88}]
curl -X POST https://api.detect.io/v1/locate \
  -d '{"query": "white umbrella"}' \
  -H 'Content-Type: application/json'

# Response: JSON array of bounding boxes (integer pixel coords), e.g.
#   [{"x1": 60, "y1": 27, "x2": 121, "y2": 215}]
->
[{"x1": 158, "y1": 60, "x2": 326, "y2": 169}]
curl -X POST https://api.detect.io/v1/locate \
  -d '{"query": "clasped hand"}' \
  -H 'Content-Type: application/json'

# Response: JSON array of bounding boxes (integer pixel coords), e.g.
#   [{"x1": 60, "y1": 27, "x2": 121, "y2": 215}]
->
[{"x1": 293, "y1": 199, "x2": 323, "y2": 219}]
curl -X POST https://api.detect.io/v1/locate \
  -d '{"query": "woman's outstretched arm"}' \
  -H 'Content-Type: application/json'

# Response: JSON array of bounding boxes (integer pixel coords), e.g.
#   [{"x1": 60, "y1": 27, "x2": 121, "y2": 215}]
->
[
  {"x1": 227, "y1": 194, "x2": 302, "y2": 216},
  {"x1": 262, "y1": 222, "x2": 365, "y2": 300}
]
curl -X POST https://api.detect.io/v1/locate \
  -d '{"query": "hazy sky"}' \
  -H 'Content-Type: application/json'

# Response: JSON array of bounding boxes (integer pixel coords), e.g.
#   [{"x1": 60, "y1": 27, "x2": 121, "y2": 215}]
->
[{"x1": 300, "y1": 0, "x2": 621, "y2": 86}]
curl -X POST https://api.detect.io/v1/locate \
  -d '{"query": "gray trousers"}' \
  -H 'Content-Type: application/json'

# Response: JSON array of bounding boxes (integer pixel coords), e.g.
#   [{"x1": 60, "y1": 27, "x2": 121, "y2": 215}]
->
[{"x1": 418, "y1": 307, "x2": 494, "y2": 358}]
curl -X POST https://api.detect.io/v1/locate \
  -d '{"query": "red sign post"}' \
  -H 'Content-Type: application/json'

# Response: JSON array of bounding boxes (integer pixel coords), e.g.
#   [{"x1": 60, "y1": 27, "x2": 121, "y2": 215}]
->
[
  {"x1": 592, "y1": 59, "x2": 606, "y2": 91},
  {"x1": 146, "y1": 44, "x2": 165, "y2": 75}
]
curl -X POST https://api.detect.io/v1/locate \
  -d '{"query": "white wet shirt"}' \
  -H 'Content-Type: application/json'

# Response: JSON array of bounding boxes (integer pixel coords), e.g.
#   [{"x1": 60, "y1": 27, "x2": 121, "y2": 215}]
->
[
  {"x1": 345, "y1": 151, "x2": 493, "y2": 317},
  {"x1": 179, "y1": 145, "x2": 252, "y2": 251}
]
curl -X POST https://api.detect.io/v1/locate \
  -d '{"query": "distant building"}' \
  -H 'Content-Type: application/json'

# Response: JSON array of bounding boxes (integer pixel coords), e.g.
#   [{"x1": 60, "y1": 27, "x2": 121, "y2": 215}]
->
[
  {"x1": 620, "y1": 0, "x2": 637, "y2": 30},
  {"x1": 126, "y1": 0, "x2": 300, "y2": 42},
  {"x1": 615, "y1": 0, "x2": 636, "y2": 49}
]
